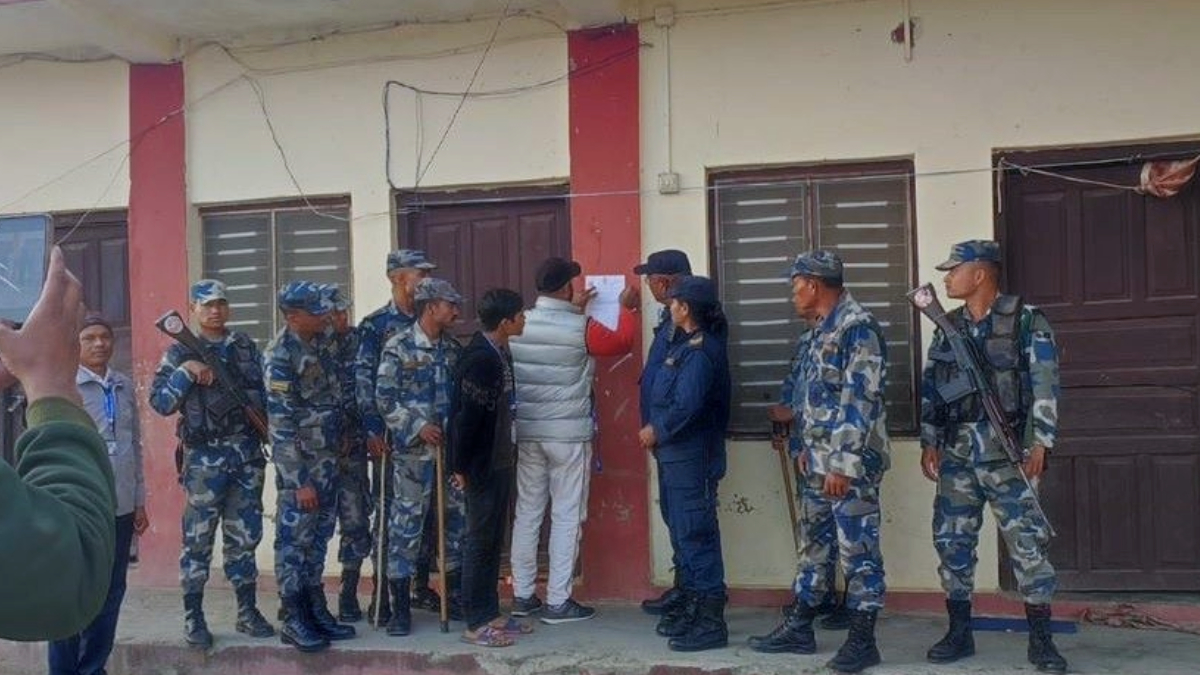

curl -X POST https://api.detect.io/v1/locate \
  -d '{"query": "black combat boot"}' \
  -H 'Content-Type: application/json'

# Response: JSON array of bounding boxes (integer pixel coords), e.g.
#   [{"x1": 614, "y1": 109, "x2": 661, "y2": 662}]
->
[
  {"x1": 1026, "y1": 603, "x2": 1068, "y2": 674},
  {"x1": 386, "y1": 578, "x2": 413, "y2": 636},
  {"x1": 234, "y1": 583, "x2": 275, "y2": 638},
  {"x1": 183, "y1": 592, "x2": 213, "y2": 649},
  {"x1": 826, "y1": 609, "x2": 882, "y2": 674},
  {"x1": 367, "y1": 572, "x2": 392, "y2": 626},
  {"x1": 411, "y1": 556, "x2": 439, "y2": 612},
  {"x1": 748, "y1": 601, "x2": 818, "y2": 654},
  {"x1": 927, "y1": 599, "x2": 974, "y2": 663},
  {"x1": 642, "y1": 570, "x2": 685, "y2": 615},
  {"x1": 669, "y1": 594, "x2": 728, "y2": 652},
  {"x1": 655, "y1": 591, "x2": 698, "y2": 638},
  {"x1": 338, "y1": 568, "x2": 363, "y2": 622},
  {"x1": 307, "y1": 585, "x2": 356, "y2": 640},
  {"x1": 279, "y1": 593, "x2": 329, "y2": 653}
]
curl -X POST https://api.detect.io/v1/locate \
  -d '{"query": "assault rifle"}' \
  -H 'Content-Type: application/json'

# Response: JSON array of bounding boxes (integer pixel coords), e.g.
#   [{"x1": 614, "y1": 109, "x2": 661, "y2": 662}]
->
[
  {"x1": 906, "y1": 284, "x2": 1056, "y2": 537},
  {"x1": 155, "y1": 309, "x2": 270, "y2": 445}
]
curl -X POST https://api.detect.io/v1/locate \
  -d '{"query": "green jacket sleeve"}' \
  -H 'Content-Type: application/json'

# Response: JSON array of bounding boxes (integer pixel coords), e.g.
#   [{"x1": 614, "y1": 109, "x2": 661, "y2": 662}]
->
[{"x1": 0, "y1": 397, "x2": 116, "y2": 641}]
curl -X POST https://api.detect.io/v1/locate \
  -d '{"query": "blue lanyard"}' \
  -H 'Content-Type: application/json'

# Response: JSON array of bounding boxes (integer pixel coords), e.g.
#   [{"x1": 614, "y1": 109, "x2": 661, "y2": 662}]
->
[{"x1": 101, "y1": 381, "x2": 117, "y2": 438}]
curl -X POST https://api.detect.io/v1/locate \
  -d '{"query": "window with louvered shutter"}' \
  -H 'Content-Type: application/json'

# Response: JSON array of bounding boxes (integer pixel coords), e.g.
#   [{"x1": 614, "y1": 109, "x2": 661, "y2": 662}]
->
[
  {"x1": 202, "y1": 202, "x2": 352, "y2": 349},
  {"x1": 710, "y1": 163, "x2": 918, "y2": 435}
]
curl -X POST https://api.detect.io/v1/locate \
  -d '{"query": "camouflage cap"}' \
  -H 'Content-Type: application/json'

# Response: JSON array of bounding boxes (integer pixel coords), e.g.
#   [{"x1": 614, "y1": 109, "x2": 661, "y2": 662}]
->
[
  {"x1": 277, "y1": 281, "x2": 334, "y2": 315},
  {"x1": 190, "y1": 279, "x2": 228, "y2": 304},
  {"x1": 787, "y1": 249, "x2": 844, "y2": 282},
  {"x1": 321, "y1": 283, "x2": 351, "y2": 312},
  {"x1": 386, "y1": 249, "x2": 437, "y2": 272},
  {"x1": 413, "y1": 277, "x2": 463, "y2": 305},
  {"x1": 935, "y1": 240, "x2": 1002, "y2": 271}
]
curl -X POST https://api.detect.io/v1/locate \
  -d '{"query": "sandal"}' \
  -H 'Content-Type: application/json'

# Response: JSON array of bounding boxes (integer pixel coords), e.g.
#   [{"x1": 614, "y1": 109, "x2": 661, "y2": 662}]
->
[
  {"x1": 460, "y1": 625, "x2": 514, "y2": 648},
  {"x1": 490, "y1": 616, "x2": 534, "y2": 636}
]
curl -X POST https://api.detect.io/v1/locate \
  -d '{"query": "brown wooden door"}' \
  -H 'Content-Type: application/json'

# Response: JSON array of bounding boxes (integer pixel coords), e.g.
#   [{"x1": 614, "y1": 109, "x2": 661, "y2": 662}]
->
[
  {"x1": 1000, "y1": 146, "x2": 1200, "y2": 591},
  {"x1": 56, "y1": 213, "x2": 132, "y2": 375},
  {"x1": 401, "y1": 192, "x2": 571, "y2": 338}
]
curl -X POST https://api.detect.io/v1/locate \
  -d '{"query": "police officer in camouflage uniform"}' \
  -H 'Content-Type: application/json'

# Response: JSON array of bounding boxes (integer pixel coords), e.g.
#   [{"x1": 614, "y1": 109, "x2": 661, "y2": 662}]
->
[
  {"x1": 748, "y1": 251, "x2": 890, "y2": 674},
  {"x1": 265, "y1": 282, "x2": 356, "y2": 652},
  {"x1": 321, "y1": 285, "x2": 373, "y2": 623},
  {"x1": 919, "y1": 240, "x2": 1067, "y2": 674},
  {"x1": 355, "y1": 250, "x2": 439, "y2": 622},
  {"x1": 375, "y1": 278, "x2": 467, "y2": 636},
  {"x1": 149, "y1": 279, "x2": 275, "y2": 649}
]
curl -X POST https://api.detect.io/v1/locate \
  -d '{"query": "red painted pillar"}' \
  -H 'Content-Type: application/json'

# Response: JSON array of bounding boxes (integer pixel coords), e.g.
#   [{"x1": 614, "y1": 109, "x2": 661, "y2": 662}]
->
[
  {"x1": 127, "y1": 64, "x2": 189, "y2": 588},
  {"x1": 568, "y1": 24, "x2": 649, "y2": 601}
]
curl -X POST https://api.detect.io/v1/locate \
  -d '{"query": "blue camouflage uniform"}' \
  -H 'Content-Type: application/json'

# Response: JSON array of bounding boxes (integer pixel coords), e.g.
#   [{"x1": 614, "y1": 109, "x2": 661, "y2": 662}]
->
[
  {"x1": 354, "y1": 250, "x2": 437, "y2": 578},
  {"x1": 148, "y1": 280, "x2": 267, "y2": 596},
  {"x1": 921, "y1": 241, "x2": 1061, "y2": 605},
  {"x1": 375, "y1": 278, "x2": 466, "y2": 581},
  {"x1": 782, "y1": 251, "x2": 891, "y2": 614},
  {"x1": 322, "y1": 286, "x2": 372, "y2": 570},
  {"x1": 646, "y1": 277, "x2": 730, "y2": 601},
  {"x1": 265, "y1": 282, "x2": 343, "y2": 599}
]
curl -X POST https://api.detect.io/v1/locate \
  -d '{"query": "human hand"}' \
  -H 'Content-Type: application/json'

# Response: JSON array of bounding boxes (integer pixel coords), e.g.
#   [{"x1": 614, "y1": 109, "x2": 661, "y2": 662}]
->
[
  {"x1": 180, "y1": 361, "x2": 215, "y2": 386},
  {"x1": 823, "y1": 473, "x2": 850, "y2": 498},
  {"x1": 297, "y1": 485, "x2": 319, "y2": 512},
  {"x1": 638, "y1": 424, "x2": 657, "y2": 450},
  {"x1": 619, "y1": 286, "x2": 640, "y2": 310},
  {"x1": 133, "y1": 506, "x2": 150, "y2": 535},
  {"x1": 920, "y1": 446, "x2": 941, "y2": 482},
  {"x1": 418, "y1": 423, "x2": 444, "y2": 447},
  {"x1": 572, "y1": 286, "x2": 599, "y2": 311},
  {"x1": 451, "y1": 473, "x2": 467, "y2": 491},
  {"x1": 0, "y1": 247, "x2": 86, "y2": 406},
  {"x1": 767, "y1": 404, "x2": 795, "y2": 424},
  {"x1": 366, "y1": 435, "x2": 388, "y2": 459},
  {"x1": 1023, "y1": 445, "x2": 1048, "y2": 480},
  {"x1": 796, "y1": 453, "x2": 809, "y2": 475}
]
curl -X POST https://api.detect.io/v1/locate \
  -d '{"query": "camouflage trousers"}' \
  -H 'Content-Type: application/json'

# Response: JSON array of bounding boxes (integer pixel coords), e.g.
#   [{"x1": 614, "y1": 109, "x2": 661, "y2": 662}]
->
[
  {"x1": 387, "y1": 451, "x2": 465, "y2": 580},
  {"x1": 274, "y1": 455, "x2": 338, "y2": 597},
  {"x1": 179, "y1": 447, "x2": 266, "y2": 595},
  {"x1": 792, "y1": 467, "x2": 842, "y2": 605},
  {"x1": 336, "y1": 453, "x2": 373, "y2": 569},
  {"x1": 934, "y1": 457, "x2": 1056, "y2": 604},
  {"x1": 793, "y1": 472, "x2": 886, "y2": 612}
]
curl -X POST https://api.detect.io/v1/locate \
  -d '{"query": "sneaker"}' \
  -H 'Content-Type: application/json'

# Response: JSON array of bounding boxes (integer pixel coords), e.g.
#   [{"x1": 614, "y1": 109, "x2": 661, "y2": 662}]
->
[
  {"x1": 540, "y1": 598, "x2": 596, "y2": 625},
  {"x1": 511, "y1": 595, "x2": 543, "y2": 617}
]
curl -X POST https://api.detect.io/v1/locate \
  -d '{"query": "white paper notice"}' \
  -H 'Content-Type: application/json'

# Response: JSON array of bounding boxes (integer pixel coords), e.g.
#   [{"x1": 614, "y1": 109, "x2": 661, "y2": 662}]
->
[{"x1": 584, "y1": 275, "x2": 625, "y2": 331}]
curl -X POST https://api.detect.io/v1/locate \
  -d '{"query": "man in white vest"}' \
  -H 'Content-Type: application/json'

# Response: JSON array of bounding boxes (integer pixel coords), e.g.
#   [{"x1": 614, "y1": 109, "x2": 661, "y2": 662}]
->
[{"x1": 508, "y1": 257, "x2": 638, "y2": 624}]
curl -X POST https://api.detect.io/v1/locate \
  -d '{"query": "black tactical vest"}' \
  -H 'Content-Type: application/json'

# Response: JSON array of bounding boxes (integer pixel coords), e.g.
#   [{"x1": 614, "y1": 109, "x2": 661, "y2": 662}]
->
[
  {"x1": 928, "y1": 294, "x2": 1027, "y2": 429},
  {"x1": 178, "y1": 334, "x2": 262, "y2": 446}
]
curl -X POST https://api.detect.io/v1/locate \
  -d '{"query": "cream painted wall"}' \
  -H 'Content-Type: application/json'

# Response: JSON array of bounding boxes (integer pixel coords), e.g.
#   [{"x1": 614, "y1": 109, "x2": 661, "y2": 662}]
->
[
  {"x1": 181, "y1": 18, "x2": 572, "y2": 575},
  {"x1": 639, "y1": 0, "x2": 1200, "y2": 593},
  {"x1": 0, "y1": 60, "x2": 129, "y2": 215}
]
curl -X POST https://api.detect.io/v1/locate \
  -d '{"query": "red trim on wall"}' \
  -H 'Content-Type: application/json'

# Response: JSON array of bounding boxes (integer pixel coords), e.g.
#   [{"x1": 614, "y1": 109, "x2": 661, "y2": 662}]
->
[
  {"x1": 567, "y1": 24, "x2": 648, "y2": 601},
  {"x1": 127, "y1": 64, "x2": 188, "y2": 588}
]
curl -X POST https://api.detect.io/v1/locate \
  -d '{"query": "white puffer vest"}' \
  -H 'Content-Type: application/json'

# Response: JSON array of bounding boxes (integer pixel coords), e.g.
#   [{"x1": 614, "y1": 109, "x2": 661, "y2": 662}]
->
[{"x1": 509, "y1": 296, "x2": 595, "y2": 442}]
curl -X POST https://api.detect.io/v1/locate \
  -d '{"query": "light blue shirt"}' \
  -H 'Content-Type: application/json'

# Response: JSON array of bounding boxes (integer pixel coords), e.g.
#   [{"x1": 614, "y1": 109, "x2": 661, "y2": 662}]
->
[{"x1": 76, "y1": 366, "x2": 144, "y2": 516}]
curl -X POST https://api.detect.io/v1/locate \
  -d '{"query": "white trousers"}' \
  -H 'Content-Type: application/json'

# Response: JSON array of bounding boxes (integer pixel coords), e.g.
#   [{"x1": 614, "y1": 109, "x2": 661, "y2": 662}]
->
[{"x1": 509, "y1": 440, "x2": 592, "y2": 607}]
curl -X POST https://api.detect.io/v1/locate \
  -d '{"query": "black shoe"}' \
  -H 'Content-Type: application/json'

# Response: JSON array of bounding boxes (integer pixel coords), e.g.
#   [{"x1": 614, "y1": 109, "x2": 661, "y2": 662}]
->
[
  {"x1": 826, "y1": 609, "x2": 882, "y2": 674},
  {"x1": 669, "y1": 595, "x2": 728, "y2": 652},
  {"x1": 183, "y1": 592, "x2": 213, "y2": 650},
  {"x1": 511, "y1": 594, "x2": 544, "y2": 618},
  {"x1": 279, "y1": 593, "x2": 329, "y2": 653},
  {"x1": 656, "y1": 592, "x2": 698, "y2": 638},
  {"x1": 338, "y1": 569, "x2": 363, "y2": 623},
  {"x1": 234, "y1": 583, "x2": 275, "y2": 638},
  {"x1": 410, "y1": 585, "x2": 441, "y2": 612},
  {"x1": 386, "y1": 578, "x2": 413, "y2": 636},
  {"x1": 367, "y1": 573, "x2": 392, "y2": 627},
  {"x1": 541, "y1": 598, "x2": 596, "y2": 625},
  {"x1": 307, "y1": 586, "x2": 356, "y2": 641},
  {"x1": 927, "y1": 598, "x2": 974, "y2": 664},
  {"x1": 642, "y1": 586, "x2": 686, "y2": 616},
  {"x1": 748, "y1": 602, "x2": 817, "y2": 654},
  {"x1": 1026, "y1": 603, "x2": 1068, "y2": 674}
]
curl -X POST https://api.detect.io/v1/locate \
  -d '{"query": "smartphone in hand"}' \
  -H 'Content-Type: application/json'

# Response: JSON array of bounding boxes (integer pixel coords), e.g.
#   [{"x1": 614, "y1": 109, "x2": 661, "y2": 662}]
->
[{"x1": 0, "y1": 215, "x2": 52, "y2": 326}]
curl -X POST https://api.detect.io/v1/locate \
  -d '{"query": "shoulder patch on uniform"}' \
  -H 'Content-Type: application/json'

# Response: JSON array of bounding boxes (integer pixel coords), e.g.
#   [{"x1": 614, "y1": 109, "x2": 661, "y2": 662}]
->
[{"x1": 268, "y1": 380, "x2": 291, "y2": 393}]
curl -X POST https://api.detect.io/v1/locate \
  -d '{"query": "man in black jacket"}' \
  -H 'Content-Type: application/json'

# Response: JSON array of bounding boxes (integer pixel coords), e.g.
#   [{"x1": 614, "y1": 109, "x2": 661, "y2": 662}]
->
[{"x1": 449, "y1": 288, "x2": 529, "y2": 647}]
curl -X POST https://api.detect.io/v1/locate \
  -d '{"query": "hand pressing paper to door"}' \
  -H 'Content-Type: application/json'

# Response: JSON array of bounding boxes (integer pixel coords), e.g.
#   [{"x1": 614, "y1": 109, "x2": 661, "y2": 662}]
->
[{"x1": 583, "y1": 275, "x2": 625, "y2": 330}]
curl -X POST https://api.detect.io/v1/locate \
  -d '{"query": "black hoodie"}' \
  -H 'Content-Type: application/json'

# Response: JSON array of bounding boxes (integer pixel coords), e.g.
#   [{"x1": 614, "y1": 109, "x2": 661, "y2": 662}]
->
[{"x1": 448, "y1": 331, "x2": 516, "y2": 484}]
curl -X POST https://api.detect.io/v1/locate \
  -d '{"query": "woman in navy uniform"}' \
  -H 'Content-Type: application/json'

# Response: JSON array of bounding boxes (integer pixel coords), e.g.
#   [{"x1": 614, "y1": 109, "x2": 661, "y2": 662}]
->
[{"x1": 638, "y1": 275, "x2": 730, "y2": 652}]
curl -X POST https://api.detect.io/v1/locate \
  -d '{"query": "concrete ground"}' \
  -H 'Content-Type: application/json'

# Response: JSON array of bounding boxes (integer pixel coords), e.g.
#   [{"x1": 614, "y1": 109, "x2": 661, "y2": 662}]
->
[{"x1": 2, "y1": 588, "x2": 1198, "y2": 675}]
